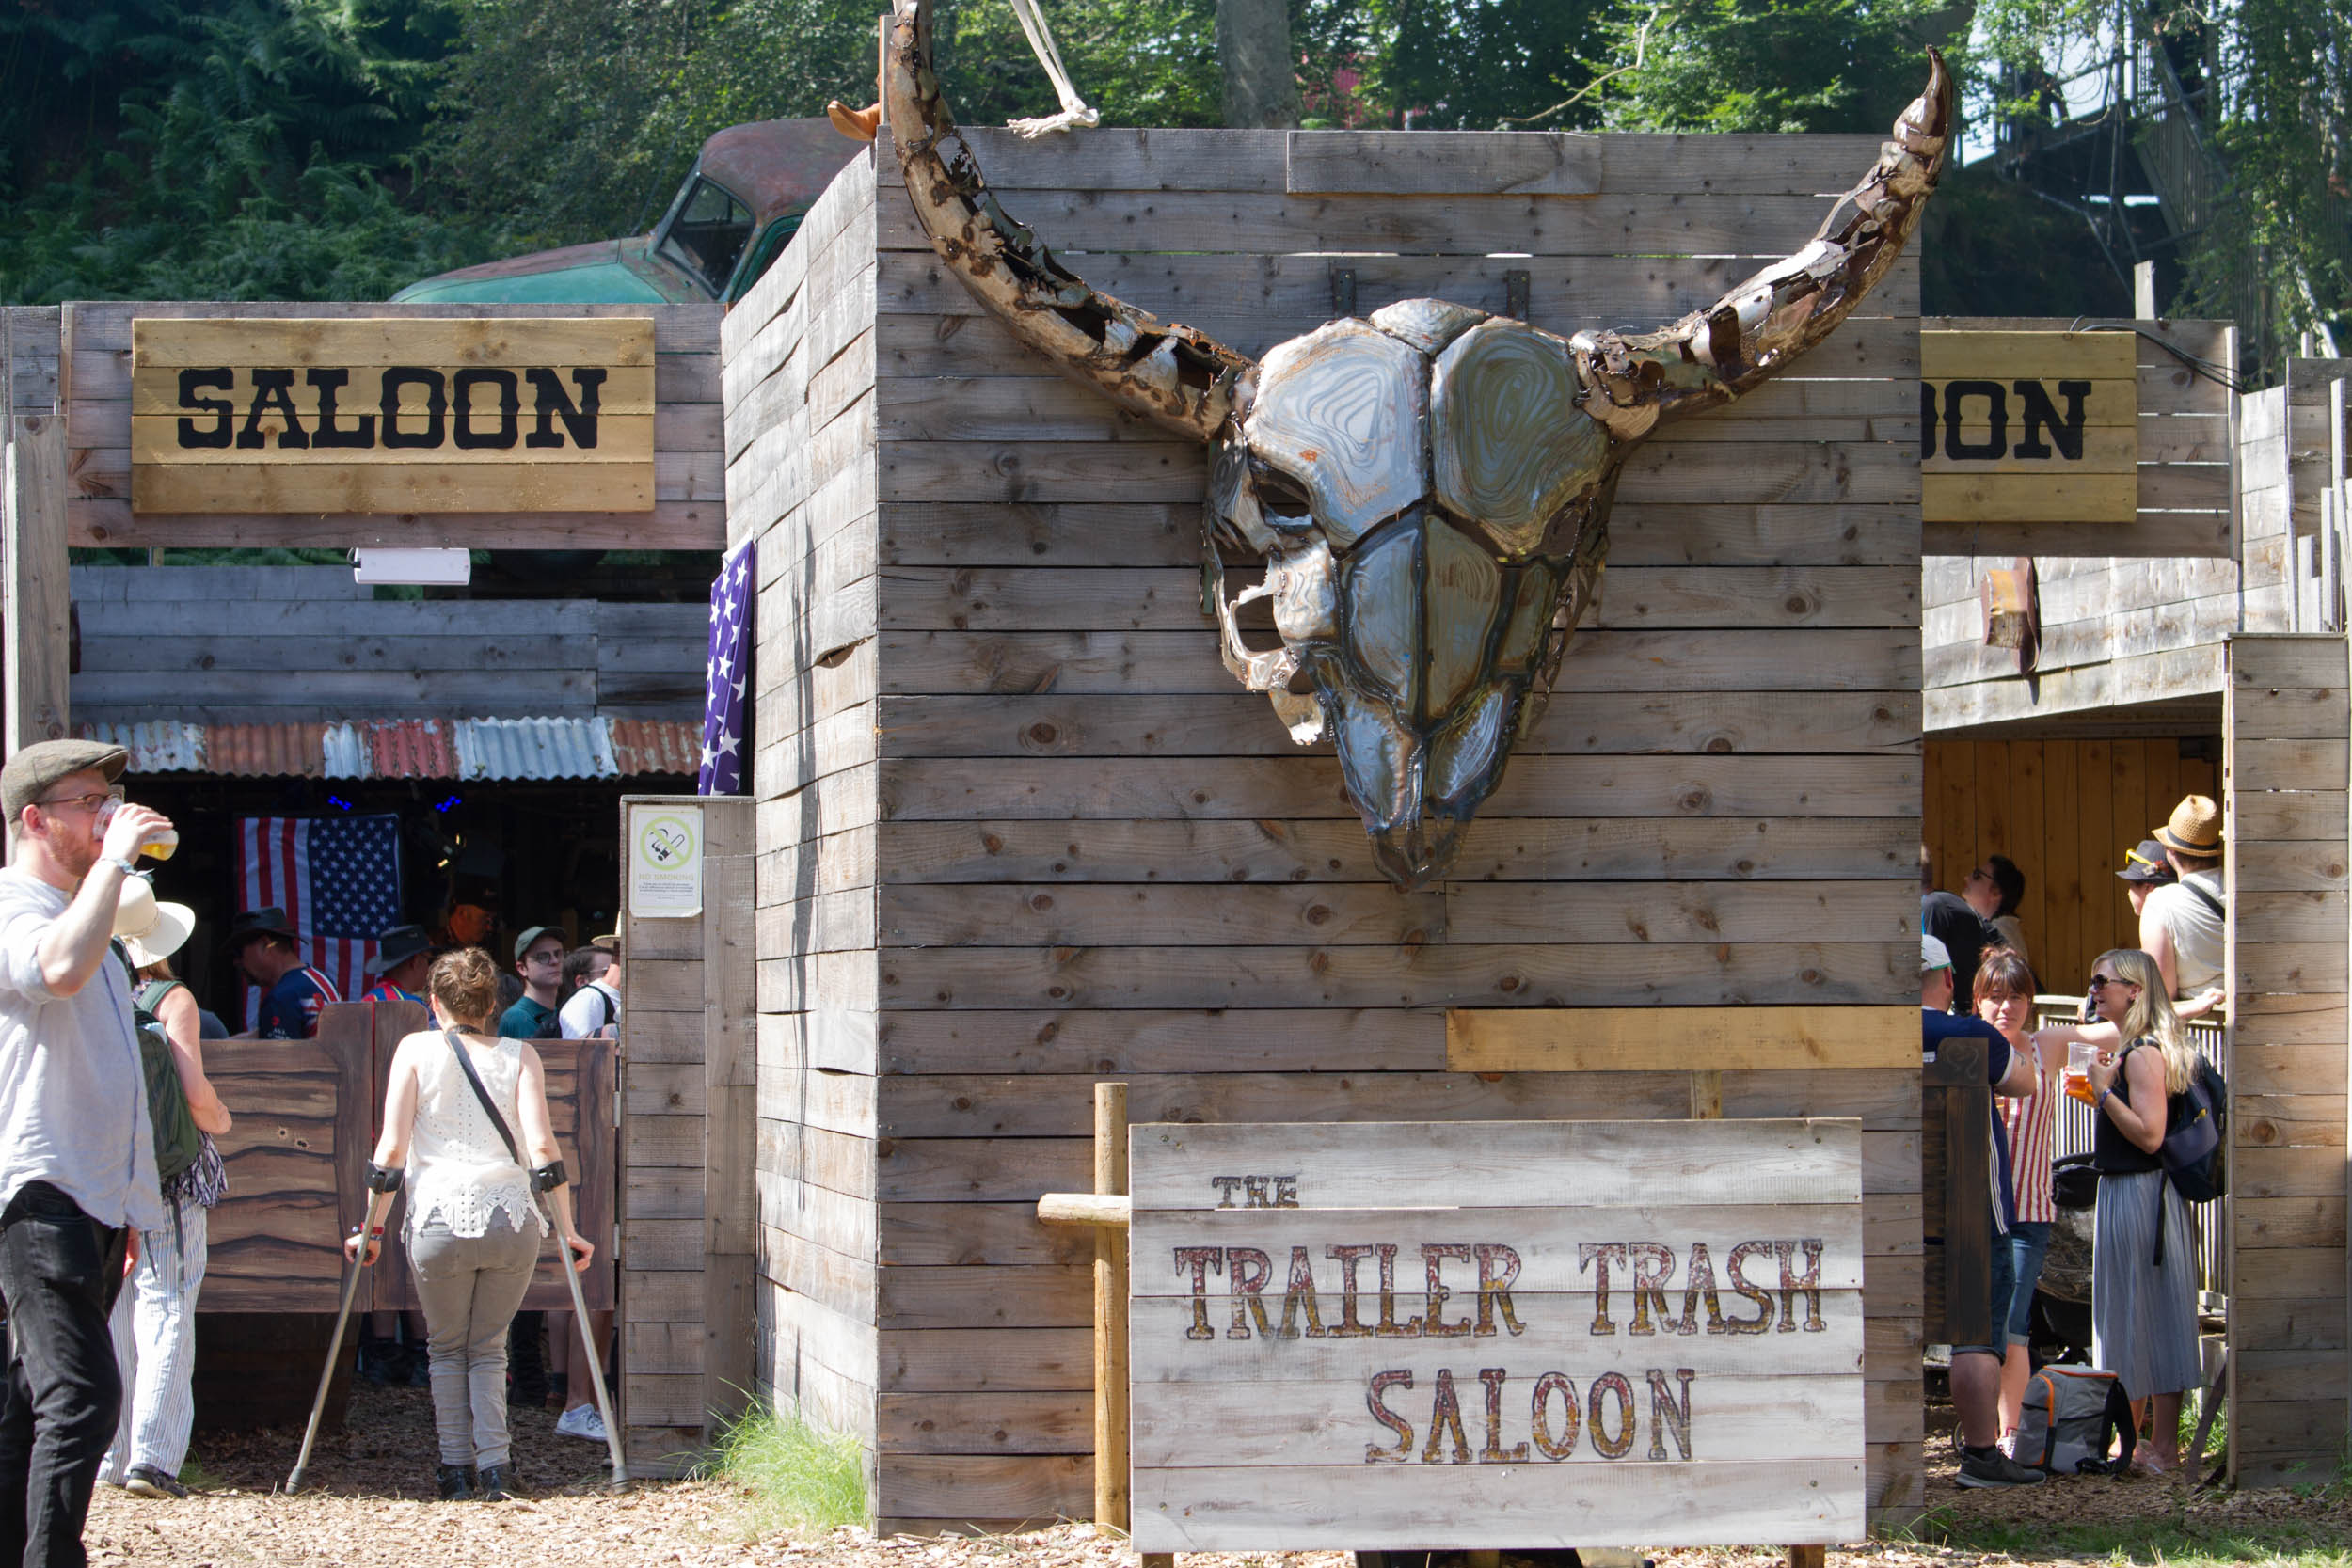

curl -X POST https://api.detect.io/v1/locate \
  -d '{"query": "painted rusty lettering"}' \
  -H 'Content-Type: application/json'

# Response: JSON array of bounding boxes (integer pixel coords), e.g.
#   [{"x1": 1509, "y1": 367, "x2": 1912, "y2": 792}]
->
[
  {"x1": 1646, "y1": 1367, "x2": 1696, "y2": 1461},
  {"x1": 1723, "y1": 1241, "x2": 1775, "y2": 1334},
  {"x1": 236, "y1": 369, "x2": 309, "y2": 450},
  {"x1": 1675, "y1": 1241, "x2": 1727, "y2": 1336},
  {"x1": 306, "y1": 370, "x2": 374, "y2": 448},
  {"x1": 523, "y1": 367, "x2": 605, "y2": 449},
  {"x1": 1473, "y1": 1243, "x2": 1526, "y2": 1337},
  {"x1": 1530, "y1": 1371, "x2": 1580, "y2": 1459},
  {"x1": 1210, "y1": 1176, "x2": 1244, "y2": 1208},
  {"x1": 1327, "y1": 1244, "x2": 1378, "y2": 1337},
  {"x1": 379, "y1": 368, "x2": 447, "y2": 450},
  {"x1": 1172, "y1": 1246, "x2": 1224, "y2": 1340},
  {"x1": 1244, "y1": 1175, "x2": 1272, "y2": 1208},
  {"x1": 1588, "y1": 1370, "x2": 1637, "y2": 1459},
  {"x1": 176, "y1": 369, "x2": 234, "y2": 448},
  {"x1": 1775, "y1": 1239, "x2": 1828, "y2": 1332},
  {"x1": 1579, "y1": 1242, "x2": 1629, "y2": 1335},
  {"x1": 1375, "y1": 1243, "x2": 1420, "y2": 1338},
  {"x1": 1477, "y1": 1369, "x2": 1530, "y2": 1463},
  {"x1": 1365, "y1": 1370, "x2": 1414, "y2": 1463},
  {"x1": 1274, "y1": 1175, "x2": 1300, "y2": 1208},
  {"x1": 1422, "y1": 1243, "x2": 1473, "y2": 1337},
  {"x1": 1279, "y1": 1244, "x2": 1327, "y2": 1338},
  {"x1": 1627, "y1": 1242, "x2": 1675, "y2": 1337},
  {"x1": 1225, "y1": 1245, "x2": 1274, "y2": 1339},
  {"x1": 453, "y1": 368, "x2": 522, "y2": 450},
  {"x1": 1421, "y1": 1368, "x2": 1471, "y2": 1464}
]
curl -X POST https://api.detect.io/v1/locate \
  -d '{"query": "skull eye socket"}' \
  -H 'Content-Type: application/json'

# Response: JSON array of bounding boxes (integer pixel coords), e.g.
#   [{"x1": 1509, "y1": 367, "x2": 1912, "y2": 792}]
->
[{"x1": 1248, "y1": 459, "x2": 1314, "y2": 523}]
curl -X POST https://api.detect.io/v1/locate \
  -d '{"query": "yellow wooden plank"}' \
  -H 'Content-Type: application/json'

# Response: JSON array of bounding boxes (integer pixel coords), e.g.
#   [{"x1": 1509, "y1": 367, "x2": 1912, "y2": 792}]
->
[
  {"x1": 1923, "y1": 471, "x2": 2138, "y2": 523},
  {"x1": 130, "y1": 413, "x2": 654, "y2": 466},
  {"x1": 130, "y1": 460, "x2": 652, "y2": 515},
  {"x1": 129, "y1": 363, "x2": 655, "y2": 416},
  {"x1": 131, "y1": 315, "x2": 653, "y2": 369},
  {"x1": 1920, "y1": 425, "x2": 2138, "y2": 475},
  {"x1": 1445, "y1": 1006, "x2": 1918, "y2": 1072},
  {"x1": 1920, "y1": 330, "x2": 2138, "y2": 380}
]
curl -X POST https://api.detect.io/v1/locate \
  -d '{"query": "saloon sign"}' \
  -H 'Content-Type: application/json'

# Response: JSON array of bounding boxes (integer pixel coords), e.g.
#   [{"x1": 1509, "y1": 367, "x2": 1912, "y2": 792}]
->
[
  {"x1": 1921, "y1": 329, "x2": 2139, "y2": 524},
  {"x1": 1129, "y1": 1119, "x2": 1866, "y2": 1550},
  {"x1": 129, "y1": 317, "x2": 655, "y2": 514}
]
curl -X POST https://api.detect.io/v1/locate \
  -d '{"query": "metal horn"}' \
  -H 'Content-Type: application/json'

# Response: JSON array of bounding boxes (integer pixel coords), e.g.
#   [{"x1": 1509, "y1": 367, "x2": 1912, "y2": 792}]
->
[
  {"x1": 1571, "y1": 48, "x2": 1956, "y2": 442},
  {"x1": 883, "y1": 0, "x2": 1257, "y2": 442}
]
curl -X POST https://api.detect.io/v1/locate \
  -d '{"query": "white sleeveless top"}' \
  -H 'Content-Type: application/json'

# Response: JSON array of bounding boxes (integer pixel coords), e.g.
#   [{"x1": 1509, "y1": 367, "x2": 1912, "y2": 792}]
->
[{"x1": 404, "y1": 1031, "x2": 548, "y2": 1242}]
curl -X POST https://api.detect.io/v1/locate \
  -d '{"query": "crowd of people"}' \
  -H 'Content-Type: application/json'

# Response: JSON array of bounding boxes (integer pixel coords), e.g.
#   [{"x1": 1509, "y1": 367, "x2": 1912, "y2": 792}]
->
[
  {"x1": 0, "y1": 740, "x2": 613, "y2": 1561},
  {"x1": 1926, "y1": 793, "x2": 2230, "y2": 1489}
]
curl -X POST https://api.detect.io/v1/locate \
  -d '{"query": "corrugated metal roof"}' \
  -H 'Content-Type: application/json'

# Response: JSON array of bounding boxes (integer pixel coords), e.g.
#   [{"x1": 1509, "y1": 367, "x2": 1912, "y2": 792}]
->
[
  {"x1": 75, "y1": 721, "x2": 206, "y2": 774},
  {"x1": 86, "y1": 717, "x2": 696, "y2": 780},
  {"x1": 607, "y1": 718, "x2": 702, "y2": 777},
  {"x1": 453, "y1": 718, "x2": 619, "y2": 781}
]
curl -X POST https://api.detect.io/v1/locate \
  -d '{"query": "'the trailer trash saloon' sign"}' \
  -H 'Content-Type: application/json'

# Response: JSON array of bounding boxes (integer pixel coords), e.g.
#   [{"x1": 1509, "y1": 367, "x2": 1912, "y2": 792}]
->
[
  {"x1": 129, "y1": 317, "x2": 655, "y2": 515},
  {"x1": 1129, "y1": 1119, "x2": 1866, "y2": 1551}
]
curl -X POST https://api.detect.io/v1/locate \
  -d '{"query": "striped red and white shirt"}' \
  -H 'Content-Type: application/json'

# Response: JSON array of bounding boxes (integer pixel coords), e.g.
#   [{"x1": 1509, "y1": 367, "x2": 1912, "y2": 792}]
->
[{"x1": 2003, "y1": 1037, "x2": 2057, "y2": 1223}]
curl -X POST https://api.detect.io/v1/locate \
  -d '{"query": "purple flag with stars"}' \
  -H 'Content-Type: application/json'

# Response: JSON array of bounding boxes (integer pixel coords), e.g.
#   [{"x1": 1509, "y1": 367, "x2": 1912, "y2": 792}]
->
[{"x1": 698, "y1": 541, "x2": 755, "y2": 795}]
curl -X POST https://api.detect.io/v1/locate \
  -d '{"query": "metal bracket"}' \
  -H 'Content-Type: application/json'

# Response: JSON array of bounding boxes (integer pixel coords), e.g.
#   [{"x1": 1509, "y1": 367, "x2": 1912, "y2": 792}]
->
[
  {"x1": 1329, "y1": 266, "x2": 1357, "y2": 320},
  {"x1": 1504, "y1": 270, "x2": 1531, "y2": 320}
]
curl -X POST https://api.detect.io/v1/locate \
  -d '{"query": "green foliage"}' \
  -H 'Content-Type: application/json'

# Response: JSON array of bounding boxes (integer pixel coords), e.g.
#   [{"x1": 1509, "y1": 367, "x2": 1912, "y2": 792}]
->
[
  {"x1": 1920, "y1": 163, "x2": 2131, "y2": 319},
  {"x1": 1596, "y1": 0, "x2": 1963, "y2": 135},
  {"x1": 1351, "y1": 0, "x2": 1612, "y2": 131},
  {"x1": 712, "y1": 1402, "x2": 868, "y2": 1538}
]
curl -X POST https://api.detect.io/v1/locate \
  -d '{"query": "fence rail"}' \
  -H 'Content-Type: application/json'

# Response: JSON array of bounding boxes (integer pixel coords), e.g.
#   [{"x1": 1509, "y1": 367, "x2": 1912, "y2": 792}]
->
[{"x1": 2030, "y1": 996, "x2": 2227, "y2": 1298}]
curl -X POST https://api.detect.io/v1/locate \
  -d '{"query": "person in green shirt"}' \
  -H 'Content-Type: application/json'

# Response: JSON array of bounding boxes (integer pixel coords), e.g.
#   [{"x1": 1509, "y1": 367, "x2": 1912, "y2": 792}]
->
[{"x1": 498, "y1": 927, "x2": 565, "y2": 1038}]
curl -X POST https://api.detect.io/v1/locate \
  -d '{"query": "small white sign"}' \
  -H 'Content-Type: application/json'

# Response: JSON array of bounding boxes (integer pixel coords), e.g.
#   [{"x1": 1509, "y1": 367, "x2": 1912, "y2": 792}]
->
[{"x1": 628, "y1": 803, "x2": 703, "y2": 919}]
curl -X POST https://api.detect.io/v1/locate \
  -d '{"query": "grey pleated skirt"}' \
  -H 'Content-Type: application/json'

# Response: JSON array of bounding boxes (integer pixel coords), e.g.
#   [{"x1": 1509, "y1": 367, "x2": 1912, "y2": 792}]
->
[{"x1": 2091, "y1": 1169, "x2": 2201, "y2": 1398}]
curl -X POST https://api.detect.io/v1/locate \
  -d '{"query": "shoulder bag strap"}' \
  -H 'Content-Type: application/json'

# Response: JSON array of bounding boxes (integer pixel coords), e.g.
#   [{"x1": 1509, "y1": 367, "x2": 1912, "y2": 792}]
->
[
  {"x1": 444, "y1": 1028, "x2": 524, "y2": 1168},
  {"x1": 2182, "y1": 877, "x2": 2225, "y2": 921}
]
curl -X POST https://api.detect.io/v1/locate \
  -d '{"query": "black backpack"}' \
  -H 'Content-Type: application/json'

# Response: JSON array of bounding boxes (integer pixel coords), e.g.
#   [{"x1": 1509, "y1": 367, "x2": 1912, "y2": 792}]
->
[
  {"x1": 126, "y1": 969, "x2": 201, "y2": 1187},
  {"x1": 2160, "y1": 1054, "x2": 2229, "y2": 1204}
]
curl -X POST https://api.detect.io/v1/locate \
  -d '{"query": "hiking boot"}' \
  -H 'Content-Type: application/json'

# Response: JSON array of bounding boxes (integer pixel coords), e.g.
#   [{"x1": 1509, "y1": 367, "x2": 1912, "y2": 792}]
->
[
  {"x1": 123, "y1": 1465, "x2": 186, "y2": 1499},
  {"x1": 1957, "y1": 1446, "x2": 2046, "y2": 1488},
  {"x1": 436, "y1": 1464, "x2": 474, "y2": 1501},
  {"x1": 475, "y1": 1465, "x2": 516, "y2": 1502}
]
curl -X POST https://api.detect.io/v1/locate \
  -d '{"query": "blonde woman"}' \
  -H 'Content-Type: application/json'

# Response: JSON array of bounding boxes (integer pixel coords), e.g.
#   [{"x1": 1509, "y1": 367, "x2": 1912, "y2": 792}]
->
[
  {"x1": 2077, "y1": 947, "x2": 2200, "y2": 1472},
  {"x1": 345, "y1": 948, "x2": 593, "y2": 1501}
]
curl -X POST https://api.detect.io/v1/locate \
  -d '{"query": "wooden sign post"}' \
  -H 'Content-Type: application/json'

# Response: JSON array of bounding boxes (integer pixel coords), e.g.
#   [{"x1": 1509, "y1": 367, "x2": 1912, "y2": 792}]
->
[{"x1": 1128, "y1": 1119, "x2": 1867, "y2": 1552}]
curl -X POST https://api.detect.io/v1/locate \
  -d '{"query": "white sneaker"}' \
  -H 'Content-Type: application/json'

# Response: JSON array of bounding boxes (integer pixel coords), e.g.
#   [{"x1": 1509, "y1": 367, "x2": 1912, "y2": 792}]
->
[{"x1": 554, "y1": 1404, "x2": 607, "y2": 1442}]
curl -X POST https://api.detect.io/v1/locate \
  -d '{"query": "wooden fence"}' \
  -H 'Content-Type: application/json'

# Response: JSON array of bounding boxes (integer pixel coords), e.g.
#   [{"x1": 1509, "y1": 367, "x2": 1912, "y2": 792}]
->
[{"x1": 729, "y1": 125, "x2": 1925, "y2": 1531}]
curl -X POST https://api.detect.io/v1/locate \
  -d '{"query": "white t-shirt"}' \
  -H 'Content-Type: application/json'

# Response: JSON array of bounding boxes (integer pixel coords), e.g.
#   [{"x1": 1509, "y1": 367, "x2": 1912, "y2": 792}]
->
[
  {"x1": 559, "y1": 979, "x2": 620, "y2": 1038},
  {"x1": 2143, "y1": 867, "x2": 2225, "y2": 994}
]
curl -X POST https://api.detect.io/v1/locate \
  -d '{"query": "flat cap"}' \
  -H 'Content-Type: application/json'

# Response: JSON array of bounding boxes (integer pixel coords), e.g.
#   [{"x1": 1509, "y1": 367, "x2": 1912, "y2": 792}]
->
[{"x1": 2, "y1": 739, "x2": 127, "y2": 825}]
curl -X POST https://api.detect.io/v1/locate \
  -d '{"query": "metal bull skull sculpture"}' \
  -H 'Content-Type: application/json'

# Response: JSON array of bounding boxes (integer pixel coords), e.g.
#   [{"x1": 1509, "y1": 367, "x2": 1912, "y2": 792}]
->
[{"x1": 884, "y1": 0, "x2": 1952, "y2": 889}]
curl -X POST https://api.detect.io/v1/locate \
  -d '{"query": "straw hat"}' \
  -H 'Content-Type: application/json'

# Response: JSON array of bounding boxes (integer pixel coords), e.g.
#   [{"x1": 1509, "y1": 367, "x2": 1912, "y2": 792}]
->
[
  {"x1": 114, "y1": 876, "x2": 195, "y2": 968},
  {"x1": 2153, "y1": 794, "x2": 2223, "y2": 856}
]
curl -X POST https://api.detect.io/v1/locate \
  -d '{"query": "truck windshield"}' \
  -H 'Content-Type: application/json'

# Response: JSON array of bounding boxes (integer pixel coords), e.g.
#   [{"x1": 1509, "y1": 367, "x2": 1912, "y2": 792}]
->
[{"x1": 653, "y1": 176, "x2": 755, "y2": 297}]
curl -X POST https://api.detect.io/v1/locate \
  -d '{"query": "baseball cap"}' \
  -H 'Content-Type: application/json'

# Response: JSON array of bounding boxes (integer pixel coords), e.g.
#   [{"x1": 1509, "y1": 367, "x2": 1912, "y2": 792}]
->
[
  {"x1": 1, "y1": 738, "x2": 127, "y2": 825},
  {"x1": 515, "y1": 925, "x2": 563, "y2": 962},
  {"x1": 1920, "y1": 932, "x2": 1952, "y2": 973}
]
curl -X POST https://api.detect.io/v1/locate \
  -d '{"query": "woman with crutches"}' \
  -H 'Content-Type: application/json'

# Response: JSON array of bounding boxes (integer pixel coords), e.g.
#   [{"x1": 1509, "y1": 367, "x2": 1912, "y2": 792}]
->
[{"x1": 343, "y1": 947, "x2": 593, "y2": 1500}]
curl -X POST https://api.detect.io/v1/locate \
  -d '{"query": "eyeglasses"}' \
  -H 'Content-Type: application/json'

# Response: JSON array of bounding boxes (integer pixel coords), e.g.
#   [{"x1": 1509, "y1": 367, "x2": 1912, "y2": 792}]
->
[
  {"x1": 524, "y1": 949, "x2": 564, "y2": 964},
  {"x1": 33, "y1": 786, "x2": 122, "y2": 816},
  {"x1": 2086, "y1": 974, "x2": 2138, "y2": 991}
]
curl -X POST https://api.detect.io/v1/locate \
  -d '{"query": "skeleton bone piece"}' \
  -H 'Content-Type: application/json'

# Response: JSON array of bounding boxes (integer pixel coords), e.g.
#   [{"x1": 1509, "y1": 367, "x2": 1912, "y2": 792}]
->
[{"x1": 885, "y1": 0, "x2": 1951, "y2": 889}]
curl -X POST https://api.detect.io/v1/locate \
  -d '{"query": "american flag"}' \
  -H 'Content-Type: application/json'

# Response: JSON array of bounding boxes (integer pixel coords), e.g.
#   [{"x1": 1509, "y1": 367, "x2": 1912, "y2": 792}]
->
[
  {"x1": 235, "y1": 813, "x2": 405, "y2": 1015},
  {"x1": 699, "y1": 539, "x2": 755, "y2": 795}
]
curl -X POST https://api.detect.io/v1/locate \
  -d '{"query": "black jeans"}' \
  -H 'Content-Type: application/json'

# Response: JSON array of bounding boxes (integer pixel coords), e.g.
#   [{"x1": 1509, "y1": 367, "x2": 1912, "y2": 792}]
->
[{"x1": 0, "y1": 1182, "x2": 128, "y2": 1568}]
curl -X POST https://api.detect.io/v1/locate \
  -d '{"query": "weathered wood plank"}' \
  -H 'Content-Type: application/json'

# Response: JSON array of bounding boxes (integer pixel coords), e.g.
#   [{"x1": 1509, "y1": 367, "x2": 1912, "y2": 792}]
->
[{"x1": 1446, "y1": 1006, "x2": 1918, "y2": 1072}]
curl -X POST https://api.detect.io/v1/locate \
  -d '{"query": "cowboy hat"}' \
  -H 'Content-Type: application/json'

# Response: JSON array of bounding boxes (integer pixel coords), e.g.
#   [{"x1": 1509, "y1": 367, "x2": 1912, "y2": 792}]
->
[
  {"x1": 366, "y1": 924, "x2": 435, "y2": 975},
  {"x1": 2153, "y1": 795, "x2": 2223, "y2": 856}
]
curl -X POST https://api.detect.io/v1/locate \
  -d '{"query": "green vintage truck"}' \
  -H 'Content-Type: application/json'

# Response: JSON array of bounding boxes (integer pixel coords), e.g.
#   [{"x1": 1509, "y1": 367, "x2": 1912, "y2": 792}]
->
[{"x1": 393, "y1": 118, "x2": 859, "y2": 306}]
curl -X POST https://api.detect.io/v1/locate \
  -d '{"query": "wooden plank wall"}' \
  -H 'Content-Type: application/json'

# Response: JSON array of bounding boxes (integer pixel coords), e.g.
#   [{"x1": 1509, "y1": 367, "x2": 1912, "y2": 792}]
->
[
  {"x1": 1922, "y1": 320, "x2": 2244, "y2": 735},
  {"x1": 2223, "y1": 632, "x2": 2351, "y2": 1486},
  {"x1": 1922, "y1": 737, "x2": 2221, "y2": 991},
  {"x1": 721, "y1": 140, "x2": 886, "y2": 1469},
  {"x1": 57, "y1": 302, "x2": 726, "y2": 551},
  {"x1": 5, "y1": 306, "x2": 71, "y2": 752},
  {"x1": 726, "y1": 125, "x2": 1929, "y2": 1532},
  {"x1": 618, "y1": 792, "x2": 756, "y2": 1475},
  {"x1": 70, "y1": 564, "x2": 705, "y2": 722}
]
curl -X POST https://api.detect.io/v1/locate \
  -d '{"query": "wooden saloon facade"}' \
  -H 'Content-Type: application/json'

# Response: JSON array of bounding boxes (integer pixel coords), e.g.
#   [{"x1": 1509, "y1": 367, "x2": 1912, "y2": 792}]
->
[{"x1": 4, "y1": 119, "x2": 2348, "y2": 1536}]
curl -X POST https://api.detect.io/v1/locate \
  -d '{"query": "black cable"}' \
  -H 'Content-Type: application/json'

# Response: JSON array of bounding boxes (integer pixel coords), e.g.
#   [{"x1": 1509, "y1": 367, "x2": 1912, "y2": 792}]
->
[{"x1": 2065, "y1": 317, "x2": 2249, "y2": 392}]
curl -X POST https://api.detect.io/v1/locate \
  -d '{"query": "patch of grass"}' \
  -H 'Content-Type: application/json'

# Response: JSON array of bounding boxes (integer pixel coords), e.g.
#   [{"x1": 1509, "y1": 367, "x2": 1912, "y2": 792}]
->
[
  {"x1": 1915, "y1": 1501, "x2": 2352, "y2": 1565},
  {"x1": 711, "y1": 1402, "x2": 868, "y2": 1539}
]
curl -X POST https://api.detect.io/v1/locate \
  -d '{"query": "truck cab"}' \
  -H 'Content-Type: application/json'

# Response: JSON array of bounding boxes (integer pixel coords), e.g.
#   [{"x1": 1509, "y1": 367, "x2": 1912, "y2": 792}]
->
[{"x1": 392, "y1": 118, "x2": 858, "y2": 307}]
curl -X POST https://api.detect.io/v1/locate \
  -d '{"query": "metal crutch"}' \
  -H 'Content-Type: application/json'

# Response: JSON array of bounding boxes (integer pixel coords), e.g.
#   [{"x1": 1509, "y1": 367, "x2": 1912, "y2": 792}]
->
[
  {"x1": 552, "y1": 1199, "x2": 628, "y2": 1484},
  {"x1": 287, "y1": 1184, "x2": 398, "y2": 1494}
]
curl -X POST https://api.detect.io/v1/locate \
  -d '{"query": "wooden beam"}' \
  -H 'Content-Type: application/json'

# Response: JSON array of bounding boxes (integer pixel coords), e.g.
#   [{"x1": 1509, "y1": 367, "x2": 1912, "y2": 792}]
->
[
  {"x1": 1446, "y1": 1006, "x2": 1919, "y2": 1072},
  {"x1": 703, "y1": 797, "x2": 757, "y2": 1445},
  {"x1": 1093, "y1": 1083, "x2": 1131, "y2": 1536},
  {"x1": 4, "y1": 409, "x2": 69, "y2": 752}
]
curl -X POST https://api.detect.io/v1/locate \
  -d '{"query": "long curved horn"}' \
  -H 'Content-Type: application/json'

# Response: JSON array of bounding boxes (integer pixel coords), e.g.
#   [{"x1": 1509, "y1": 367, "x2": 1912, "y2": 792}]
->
[
  {"x1": 883, "y1": 0, "x2": 1256, "y2": 441},
  {"x1": 1571, "y1": 49, "x2": 1956, "y2": 441}
]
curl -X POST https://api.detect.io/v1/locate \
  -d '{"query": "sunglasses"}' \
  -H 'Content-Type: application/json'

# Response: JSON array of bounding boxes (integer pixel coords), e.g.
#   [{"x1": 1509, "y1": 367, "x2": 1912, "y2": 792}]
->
[{"x1": 2086, "y1": 974, "x2": 2138, "y2": 991}]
